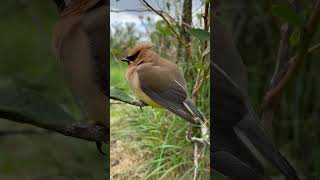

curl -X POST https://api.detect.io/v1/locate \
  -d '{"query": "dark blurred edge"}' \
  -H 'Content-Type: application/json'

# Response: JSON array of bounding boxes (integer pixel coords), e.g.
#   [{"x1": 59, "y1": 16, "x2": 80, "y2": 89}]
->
[
  {"x1": 106, "y1": 0, "x2": 111, "y2": 174},
  {"x1": 210, "y1": 0, "x2": 214, "y2": 178}
]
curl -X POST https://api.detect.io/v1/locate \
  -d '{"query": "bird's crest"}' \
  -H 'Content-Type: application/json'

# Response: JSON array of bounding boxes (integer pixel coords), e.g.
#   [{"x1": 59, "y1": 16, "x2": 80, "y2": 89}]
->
[
  {"x1": 57, "y1": 0, "x2": 103, "y2": 17},
  {"x1": 128, "y1": 42, "x2": 155, "y2": 57}
]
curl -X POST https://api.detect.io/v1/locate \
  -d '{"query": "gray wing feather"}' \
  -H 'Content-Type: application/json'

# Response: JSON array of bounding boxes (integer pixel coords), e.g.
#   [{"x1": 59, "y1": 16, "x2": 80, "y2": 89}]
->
[{"x1": 137, "y1": 64, "x2": 199, "y2": 124}]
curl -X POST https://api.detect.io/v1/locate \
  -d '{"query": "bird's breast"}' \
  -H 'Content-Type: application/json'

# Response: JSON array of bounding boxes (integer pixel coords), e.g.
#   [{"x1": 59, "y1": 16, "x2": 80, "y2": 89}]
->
[{"x1": 126, "y1": 67, "x2": 161, "y2": 108}]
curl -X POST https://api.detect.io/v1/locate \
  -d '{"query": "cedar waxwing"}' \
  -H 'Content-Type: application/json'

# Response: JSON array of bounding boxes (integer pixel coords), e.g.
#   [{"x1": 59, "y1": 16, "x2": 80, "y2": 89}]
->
[
  {"x1": 52, "y1": 0, "x2": 108, "y2": 129},
  {"x1": 212, "y1": 18, "x2": 300, "y2": 180},
  {"x1": 121, "y1": 43, "x2": 205, "y2": 125}
]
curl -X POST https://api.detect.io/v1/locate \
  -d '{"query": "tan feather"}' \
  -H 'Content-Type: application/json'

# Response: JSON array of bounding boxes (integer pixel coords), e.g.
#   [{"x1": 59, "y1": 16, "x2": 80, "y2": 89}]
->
[{"x1": 52, "y1": 1, "x2": 107, "y2": 127}]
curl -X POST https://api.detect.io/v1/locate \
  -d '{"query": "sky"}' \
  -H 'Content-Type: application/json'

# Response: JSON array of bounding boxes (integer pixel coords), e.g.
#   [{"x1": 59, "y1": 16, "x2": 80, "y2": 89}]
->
[
  {"x1": 110, "y1": 0, "x2": 204, "y2": 33},
  {"x1": 110, "y1": 0, "x2": 161, "y2": 27}
]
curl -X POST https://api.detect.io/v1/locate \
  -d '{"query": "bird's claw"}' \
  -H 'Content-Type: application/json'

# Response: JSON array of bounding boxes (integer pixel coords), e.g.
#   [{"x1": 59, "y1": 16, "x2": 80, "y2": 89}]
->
[
  {"x1": 132, "y1": 100, "x2": 146, "y2": 111},
  {"x1": 96, "y1": 142, "x2": 106, "y2": 156}
]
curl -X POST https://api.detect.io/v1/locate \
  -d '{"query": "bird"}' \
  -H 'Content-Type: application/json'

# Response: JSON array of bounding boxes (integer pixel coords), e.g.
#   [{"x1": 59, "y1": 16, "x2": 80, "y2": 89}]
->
[
  {"x1": 52, "y1": 0, "x2": 108, "y2": 151},
  {"x1": 212, "y1": 18, "x2": 301, "y2": 180},
  {"x1": 121, "y1": 42, "x2": 205, "y2": 125}
]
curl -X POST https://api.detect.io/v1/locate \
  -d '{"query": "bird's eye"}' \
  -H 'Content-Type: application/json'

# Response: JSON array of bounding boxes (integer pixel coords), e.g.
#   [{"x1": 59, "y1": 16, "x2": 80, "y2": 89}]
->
[{"x1": 127, "y1": 51, "x2": 140, "y2": 61}]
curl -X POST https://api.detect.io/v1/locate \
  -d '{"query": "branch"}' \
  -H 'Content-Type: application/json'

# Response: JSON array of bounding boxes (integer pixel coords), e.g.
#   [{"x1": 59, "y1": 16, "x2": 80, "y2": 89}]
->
[
  {"x1": 261, "y1": 22, "x2": 293, "y2": 131},
  {"x1": 110, "y1": 87, "x2": 148, "y2": 107},
  {"x1": 192, "y1": 3, "x2": 210, "y2": 102},
  {"x1": 0, "y1": 87, "x2": 108, "y2": 144},
  {"x1": 186, "y1": 122, "x2": 210, "y2": 180},
  {"x1": 0, "y1": 129, "x2": 51, "y2": 136},
  {"x1": 110, "y1": 8, "x2": 151, "y2": 13},
  {"x1": 0, "y1": 110, "x2": 108, "y2": 144},
  {"x1": 140, "y1": 0, "x2": 189, "y2": 47},
  {"x1": 263, "y1": 0, "x2": 320, "y2": 108}
]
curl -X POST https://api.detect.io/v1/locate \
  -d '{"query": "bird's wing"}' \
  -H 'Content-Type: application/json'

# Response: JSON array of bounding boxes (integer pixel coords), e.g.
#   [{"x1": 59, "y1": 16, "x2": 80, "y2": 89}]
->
[
  {"x1": 213, "y1": 151, "x2": 267, "y2": 180},
  {"x1": 81, "y1": 4, "x2": 108, "y2": 97},
  {"x1": 137, "y1": 63, "x2": 199, "y2": 124},
  {"x1": 213, "y1": 62, "x2": 300, "y2": 180}
]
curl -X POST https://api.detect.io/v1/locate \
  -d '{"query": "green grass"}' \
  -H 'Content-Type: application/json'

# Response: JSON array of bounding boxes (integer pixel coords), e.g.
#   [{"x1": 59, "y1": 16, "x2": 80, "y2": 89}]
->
[
  {"x1": 110, "y1": 59, "x2": 130, "y2": 92},
  {"x1": 110, "y1": 58, "x2": 210, "y2": 179}
]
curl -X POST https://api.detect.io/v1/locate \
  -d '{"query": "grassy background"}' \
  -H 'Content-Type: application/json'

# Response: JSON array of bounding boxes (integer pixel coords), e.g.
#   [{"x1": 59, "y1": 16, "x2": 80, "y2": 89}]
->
[{"x1": 110, "y1": 55, "x2": 210, "y2": 179}]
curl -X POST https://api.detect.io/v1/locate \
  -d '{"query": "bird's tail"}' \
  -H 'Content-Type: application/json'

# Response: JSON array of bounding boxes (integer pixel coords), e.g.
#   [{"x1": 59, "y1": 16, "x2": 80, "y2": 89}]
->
[
  {"x1": 236, "y1": 112, "x2": 301, "y2": 180},
  {"x1": 183, "y1": 98, "x2": 208, "y2": 124}
]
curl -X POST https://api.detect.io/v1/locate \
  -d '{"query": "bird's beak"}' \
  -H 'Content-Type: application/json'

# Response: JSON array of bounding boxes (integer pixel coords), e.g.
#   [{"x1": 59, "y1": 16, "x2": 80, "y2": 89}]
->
[{"x1": 121, "y1": 58, "x2": 131, "y2": 64}]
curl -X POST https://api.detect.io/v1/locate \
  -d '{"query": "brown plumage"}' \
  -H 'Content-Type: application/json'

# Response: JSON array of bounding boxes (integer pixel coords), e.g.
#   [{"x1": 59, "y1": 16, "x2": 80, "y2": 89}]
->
[
  {"x1": 122, "y1": 42, "x2": 204, "y2": 124},
  {"x1": 52, "y1": 0, "x2": 108, "y2": 127}
]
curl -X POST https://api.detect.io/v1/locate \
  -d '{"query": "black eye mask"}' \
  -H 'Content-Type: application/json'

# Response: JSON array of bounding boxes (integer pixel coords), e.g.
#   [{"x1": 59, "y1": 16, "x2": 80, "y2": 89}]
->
[
  {"x1": 54, "y1": 0, "x2": 66, "y2": 13},
  {"x1": 127, "y1": 51, "x2": 140, "y2": 61},
  {"x1": 122, "y1": 51, "x2": 140, "y2": 64}
]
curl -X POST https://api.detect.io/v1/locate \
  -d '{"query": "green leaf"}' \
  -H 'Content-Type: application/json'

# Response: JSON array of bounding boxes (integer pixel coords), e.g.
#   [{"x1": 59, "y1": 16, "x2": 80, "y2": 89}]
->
[
  {"x1": 271, "y1": 5, "x2": 303, "y2": 25},
  {"x1": 188, "y1": 28, "x2": 210, "y2": 41},
  {"x1": 166, "y1": 2, "x2": 170, "y2": 10},
  {"x1": 110, "y1": 86, "x2": 133, "y2": 103},
  {"x1": 155, "y1": 20, "x2": 171, "y2": 36},
  {"x1": 290, "y1": 29, "x2": 300, "y2": 47},
  {"x1": 0, "y1": 87, "x2": 75, "y2": 126},
  {"x1": 194, "y1": 62, "x2": 203, "y2": 71}
]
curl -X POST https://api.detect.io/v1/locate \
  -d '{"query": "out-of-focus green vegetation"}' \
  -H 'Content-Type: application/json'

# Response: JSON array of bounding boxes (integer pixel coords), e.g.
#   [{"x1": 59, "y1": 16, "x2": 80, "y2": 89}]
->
[
  {"x1": 110, "y1": 0, "x2": 210, "y2": 179},
  {"x1": 214, "y1": 1, "x2": 320, "y2": 179},
  {"x1": 0, "y1": 1, "x2": 106, "y2": 179}
]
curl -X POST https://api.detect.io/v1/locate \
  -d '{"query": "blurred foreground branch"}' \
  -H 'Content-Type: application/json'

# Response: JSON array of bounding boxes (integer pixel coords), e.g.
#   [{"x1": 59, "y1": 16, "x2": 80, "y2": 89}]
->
[
  {"x1": 0, "y1": 111, "x2": 108, "y2": 144},
  {"x1": 0, "y1": 87, "x2": 108, "y2": 144},
  {"x1": 0, "y1": 129, "x2": 51, "y2": 136}
]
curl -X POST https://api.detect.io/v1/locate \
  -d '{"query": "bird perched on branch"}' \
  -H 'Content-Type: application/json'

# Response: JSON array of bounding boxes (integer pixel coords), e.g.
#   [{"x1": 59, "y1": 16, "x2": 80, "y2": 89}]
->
[
  {"x1": 122, "y1": 43, "x2": 205, "y2": 125},
  {"x1": 52, "y1": 0, "x2": 108, "y2": 151},
  {"x1": 212, "y1": 18, "x2": 301, "y2": 180}
]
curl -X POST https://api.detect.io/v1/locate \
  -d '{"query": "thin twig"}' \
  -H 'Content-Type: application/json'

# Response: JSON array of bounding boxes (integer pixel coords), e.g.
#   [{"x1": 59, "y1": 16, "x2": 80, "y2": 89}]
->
[
  {"x1": 110, "y1": 8, "x2": 151, "y2": 13},
  {"x1": 193, "y1": 142, "x2": 199, "y2": 180},
  {"x1": 261, "y1": 22, "x2": 293, "y2": 131},
  {"x1": 110, "y1": 96, "x2": 148, "y2": 107},
  {"x1": 192, "y1": 2, "x2": 210, "y2": 102},
  {"x1": 189, "y1": 121, "x2": 210, "y2": 180},
  {"x1": 140, "y1": 0, "x2": 189, "y2": 47},
  {"x1": 263, "y1": 0, "x2": 320, "y2": 108}
]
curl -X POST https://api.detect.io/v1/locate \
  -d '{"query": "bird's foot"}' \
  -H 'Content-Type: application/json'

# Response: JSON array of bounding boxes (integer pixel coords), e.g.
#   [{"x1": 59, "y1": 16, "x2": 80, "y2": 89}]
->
[
  {"x1": 96, "y1": 141, "x2": 106, "y2": 155},
  {"x1": 132, "y1": 100, "x2": 147, "y2": 111},
  {"x1": 188, "y1": 122, "x2": 210, "y2": 147},
  {"x1": 93, "y1": 123, "x2": 108, "y2": 156}
]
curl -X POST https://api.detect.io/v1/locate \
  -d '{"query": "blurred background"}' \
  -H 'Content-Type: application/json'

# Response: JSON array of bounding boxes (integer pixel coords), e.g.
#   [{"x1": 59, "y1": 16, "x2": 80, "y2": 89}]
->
[
  {"x1": 214, "y1": 0, "x2": 320, "y2": 179},
  {"x1": 110, "y1": 0, "x2": 210, "y2": 179},
  {"x1": 0, "y1": 1, "x2": 106, "y2": 179}
]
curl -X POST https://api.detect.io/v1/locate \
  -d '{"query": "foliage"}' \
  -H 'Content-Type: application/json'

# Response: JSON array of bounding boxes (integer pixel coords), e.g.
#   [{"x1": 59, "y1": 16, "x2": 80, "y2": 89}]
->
[
  {"x1": 215, "y1": 1, "x2": 320, "y2": 179},
  {"x1": 110, "y1": 0, "x2": 210, "y2": 179}
]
